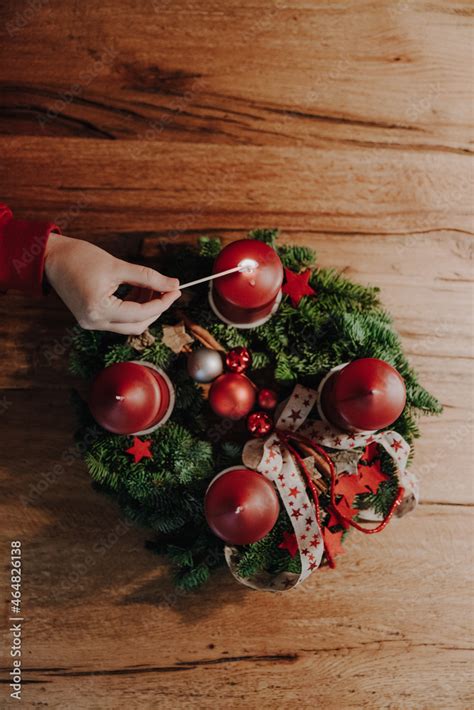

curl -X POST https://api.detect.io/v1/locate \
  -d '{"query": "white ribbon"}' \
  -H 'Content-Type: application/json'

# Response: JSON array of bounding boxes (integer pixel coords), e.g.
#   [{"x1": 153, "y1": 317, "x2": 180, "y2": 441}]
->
[{"x1": 226, "y1": 385, "x2": 324, "y2": 591}]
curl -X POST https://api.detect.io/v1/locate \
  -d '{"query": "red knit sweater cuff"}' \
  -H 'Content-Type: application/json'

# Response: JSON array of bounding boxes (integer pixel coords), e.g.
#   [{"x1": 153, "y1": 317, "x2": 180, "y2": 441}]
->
[{"x1": 1, "y1": 217, "x2": 61, "y2": 296}]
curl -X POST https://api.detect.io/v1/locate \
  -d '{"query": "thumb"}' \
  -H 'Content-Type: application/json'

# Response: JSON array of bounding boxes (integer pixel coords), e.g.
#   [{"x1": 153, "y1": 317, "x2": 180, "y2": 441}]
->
[{"x1": 119, "y1": 261, "x2": 180, "y2": 292}]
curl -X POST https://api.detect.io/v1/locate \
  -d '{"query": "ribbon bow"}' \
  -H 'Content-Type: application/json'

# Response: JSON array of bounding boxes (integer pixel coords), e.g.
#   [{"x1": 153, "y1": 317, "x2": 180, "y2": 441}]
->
[{"x1": 225, "y1": 383, "x2": 417, "y2": 592}]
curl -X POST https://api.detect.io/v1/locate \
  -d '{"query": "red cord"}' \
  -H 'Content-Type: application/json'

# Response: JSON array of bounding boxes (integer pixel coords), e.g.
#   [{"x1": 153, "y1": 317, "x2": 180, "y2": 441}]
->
[{"x1": 275, "y1": 429, "x2": 405, "y2": 567}]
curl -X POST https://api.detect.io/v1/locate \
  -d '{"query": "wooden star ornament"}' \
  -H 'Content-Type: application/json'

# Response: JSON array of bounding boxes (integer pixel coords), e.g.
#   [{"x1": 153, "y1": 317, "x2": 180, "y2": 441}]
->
[
  {"x1": 127, "y1": 328, "x2": 156, "y2": 353},
  {"x1": 282, "y1": 268, "x2": 316, "y2": 307},
  {"x1": 162, "y1": 322, "x2": 194, "y2": 354},
  {"x1": 331, "y1": 449, "x2": 363, "y2": 476}
]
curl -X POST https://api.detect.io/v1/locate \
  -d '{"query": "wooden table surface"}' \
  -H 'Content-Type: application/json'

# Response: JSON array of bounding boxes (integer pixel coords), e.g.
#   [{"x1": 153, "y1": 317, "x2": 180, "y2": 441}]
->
[{"x1": 0, "y1": 1, "x2": 473, "y2": 708}]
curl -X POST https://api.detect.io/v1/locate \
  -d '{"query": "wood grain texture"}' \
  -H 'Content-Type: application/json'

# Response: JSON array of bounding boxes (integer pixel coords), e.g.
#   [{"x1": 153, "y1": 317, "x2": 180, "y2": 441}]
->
[{"x1": 0, "y1": 0, "x2": 473, "y2": 708}]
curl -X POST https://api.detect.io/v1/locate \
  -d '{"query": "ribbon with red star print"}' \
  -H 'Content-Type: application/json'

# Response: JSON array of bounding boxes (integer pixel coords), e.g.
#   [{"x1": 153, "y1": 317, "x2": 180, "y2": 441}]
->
[{"x1": 225, "y1": 385, "x2": 324, "y2": 591}]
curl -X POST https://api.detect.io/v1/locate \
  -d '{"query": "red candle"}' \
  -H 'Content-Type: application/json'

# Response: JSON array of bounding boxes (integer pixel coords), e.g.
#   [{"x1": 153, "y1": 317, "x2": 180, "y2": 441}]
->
[
  {"x1": 319, "y1": 358, "x2": 406, "y2": 432},
  {"x1": 209, "y1": 239, "x2": 283, "y2": 328},
  {"x1": 89, "y1": 361, "x2": 175, "y2": 435},
  {"x1": 205, "y1": 467, "x2": 280, "y2": 545}
]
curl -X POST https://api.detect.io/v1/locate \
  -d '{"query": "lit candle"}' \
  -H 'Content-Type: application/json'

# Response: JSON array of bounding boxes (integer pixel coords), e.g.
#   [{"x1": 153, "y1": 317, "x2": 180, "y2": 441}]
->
[
  {"x1": 319, "y1": 358, "x2": 406, "y2": 433},
  {"x1": 209, "y1": 239, "x2": 284, "y2": 328},
  {"x1": 89, "y1": 361, "x2": 175, "y2": 435}
]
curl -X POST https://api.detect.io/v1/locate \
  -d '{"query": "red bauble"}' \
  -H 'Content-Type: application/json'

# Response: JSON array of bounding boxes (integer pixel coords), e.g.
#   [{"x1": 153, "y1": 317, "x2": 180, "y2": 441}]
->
[
  {"x1": 225, "y1": 346, "x2": 252, "y2": 374},
  {"x1": 211, "y1": 239, "x2": 283, "y2": 325},
  {"x1": 247, "y1": 411, "x2": 273, "y2": 438},
  {"x1": 204, "y1": 467, "x2": 280, "y2": 545},
  {"x1": 208, "y1": 373, "x2": 256, "y2": 420},
  {"x1": 320, "y1": 358, "x2": 406, "y2": 432},
  {"x1": 89, "y1": 362, "x2": 173, "y2": 435},
  {"x1": 257, "y1": 388, "x2": 278, "y2": 410}
]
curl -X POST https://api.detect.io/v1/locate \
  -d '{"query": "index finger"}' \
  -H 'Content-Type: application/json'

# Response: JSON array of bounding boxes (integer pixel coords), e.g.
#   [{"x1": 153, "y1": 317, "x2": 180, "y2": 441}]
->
[{"x1": 119, "y1": 262, "x2": 180, "y2": 293}]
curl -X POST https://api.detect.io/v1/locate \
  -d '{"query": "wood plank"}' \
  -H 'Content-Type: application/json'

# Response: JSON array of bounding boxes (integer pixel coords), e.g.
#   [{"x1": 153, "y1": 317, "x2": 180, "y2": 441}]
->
[
  {"x1": 0, "y1": 138, "x2": 472, "y2": 235},
  {"x1": 0, "y1": 1, "x2": 472, "y2": 152}
]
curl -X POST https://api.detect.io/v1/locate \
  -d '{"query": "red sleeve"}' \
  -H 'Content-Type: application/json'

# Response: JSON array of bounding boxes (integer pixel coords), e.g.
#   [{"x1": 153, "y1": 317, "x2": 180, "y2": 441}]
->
[{"x1": 0, "y1": 203, "x2": 60, "y2": 296}]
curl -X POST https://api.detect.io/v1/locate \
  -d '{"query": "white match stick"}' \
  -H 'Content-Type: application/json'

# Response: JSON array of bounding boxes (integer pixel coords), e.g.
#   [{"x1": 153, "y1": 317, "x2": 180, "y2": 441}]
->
[{"x1": 179, "y1": 259, "x2": 258, "y2": 290}]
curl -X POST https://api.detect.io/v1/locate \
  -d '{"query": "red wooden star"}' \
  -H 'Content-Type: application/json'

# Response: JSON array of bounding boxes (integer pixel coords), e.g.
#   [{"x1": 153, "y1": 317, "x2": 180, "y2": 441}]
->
[
  {"x1": 359, "y1": 442, "x2": 379, "y2": 465},
  {"x1": 125, "y1": 436, "x2": 153, "y2": 464},
  {"x1": 358, "y1": 460, "x2": 389, "y2": 494},
  {"x1": 282, "y1": 268, "x2": 316, "y2": 307},
  {"x1": 326, "y1": 508, "x2": 351, "y2": 530},
  {"x1": 336, "y1": 496, "x2": 359, "y2": 520},
  {"x1": 278, "y1": 531, "x2": 299, "y2": 558},
  {"x1": 323, "y1": 527, "x2": 345, "y2": 558},
  {"x1": 334, "y1": 474, "x2": 362, "y2": 508}
]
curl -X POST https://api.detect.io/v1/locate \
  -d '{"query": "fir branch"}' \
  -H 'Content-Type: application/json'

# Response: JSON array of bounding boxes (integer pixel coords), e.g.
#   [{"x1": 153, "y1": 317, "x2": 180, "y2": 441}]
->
[
  {"x1": 315, "y1": 268, "x2": 381, "y2": 312},
  {"x1": 355, "y1": 479, "x2": 399, "y2": 518},
  {"x1": 198, "y1": 236, "x2": 222, "y2": 258},
  {"x1": 141, "y1": 327, "x2": 175, "y2": 369},
  {"x1": 278, "y1": 244, "x2": 316, "y2": 271},
  {"x1": 104, "y1": 342, "x2": 135, "y2": 366},
  {"x1": 249, "y1": 228, "x2": 279, "y2": 247},
  {"x1": 250, "y1": 351, "x2": 272, "y2": 370},
  {"x1": 175, "y1": 563, "x2": 211, "y2": 590},
  {"x1": 69, "y1": 330, "x2": 106, "y2": 378},
  {"x1": 216, "y1": 441, "x2": 243, "y2": 469},
  {"x1": 236, "y1": 513, "x2": 302, "y2": 579}
]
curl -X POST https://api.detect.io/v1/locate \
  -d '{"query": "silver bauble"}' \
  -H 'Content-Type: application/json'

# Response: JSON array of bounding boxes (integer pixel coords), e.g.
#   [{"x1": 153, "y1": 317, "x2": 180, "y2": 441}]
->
[{"x1": 187, "y1": 348, "x2": 224, "y2": 383}]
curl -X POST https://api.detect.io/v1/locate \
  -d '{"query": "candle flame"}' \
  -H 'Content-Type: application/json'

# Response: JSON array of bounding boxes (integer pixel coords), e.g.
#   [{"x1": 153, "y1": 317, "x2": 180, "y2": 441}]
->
[{"x1": 238, "y1": 258, "x2": 259, "y2": 274}]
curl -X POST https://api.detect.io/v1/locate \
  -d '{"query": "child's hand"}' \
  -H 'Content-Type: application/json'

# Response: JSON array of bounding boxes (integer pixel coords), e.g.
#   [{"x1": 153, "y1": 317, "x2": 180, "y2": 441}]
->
[{"x1": 45, "y1": 234, "x2": 181, "y2": 334}]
